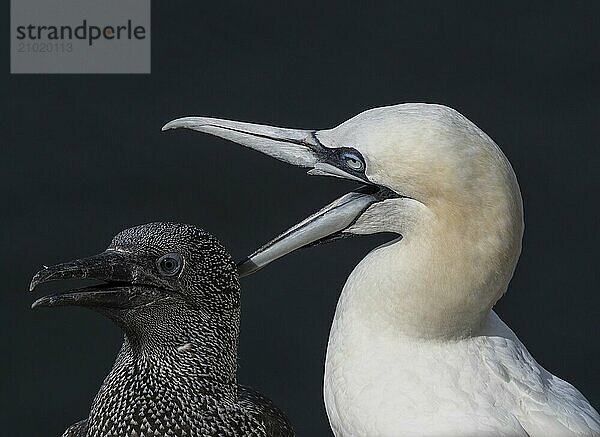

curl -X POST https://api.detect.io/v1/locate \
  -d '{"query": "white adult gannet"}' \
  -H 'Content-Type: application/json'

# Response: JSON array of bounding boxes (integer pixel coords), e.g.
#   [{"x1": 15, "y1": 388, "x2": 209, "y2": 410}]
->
[{"x1": 163, "y1": 104, "x2": 600, "y2": 436}]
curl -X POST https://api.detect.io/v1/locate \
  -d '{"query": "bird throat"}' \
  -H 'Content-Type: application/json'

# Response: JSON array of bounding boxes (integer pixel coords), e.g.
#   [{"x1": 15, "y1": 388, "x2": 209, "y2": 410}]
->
[{"x1": 84, "y1": 304, "x2": 240, "y2": 436}]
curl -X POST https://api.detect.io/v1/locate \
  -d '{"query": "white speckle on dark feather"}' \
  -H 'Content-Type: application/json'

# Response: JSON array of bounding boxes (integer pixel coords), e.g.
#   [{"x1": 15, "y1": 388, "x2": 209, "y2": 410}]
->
[{"x1": 177, "y1": 342, "x2": 193, "y2": 352}]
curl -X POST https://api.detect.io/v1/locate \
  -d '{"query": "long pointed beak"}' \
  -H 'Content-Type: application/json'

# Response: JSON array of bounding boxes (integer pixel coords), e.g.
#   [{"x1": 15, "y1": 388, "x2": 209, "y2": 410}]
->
[
  {"x1": 162, "y1": 114, "x2": 398, "y2": 277},
  {"x1": 162, "y1": 116, "x2": 322, "y2": 167},
  {"x1": 30, "y1": 251, "x2": 150, "y2": 309}
]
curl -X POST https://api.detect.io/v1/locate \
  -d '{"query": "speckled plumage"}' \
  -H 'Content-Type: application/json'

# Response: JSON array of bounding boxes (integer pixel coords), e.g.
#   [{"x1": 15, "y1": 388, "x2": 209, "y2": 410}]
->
[{"x1": 32, "y1": 223, "x2": 292, "y2": 437}]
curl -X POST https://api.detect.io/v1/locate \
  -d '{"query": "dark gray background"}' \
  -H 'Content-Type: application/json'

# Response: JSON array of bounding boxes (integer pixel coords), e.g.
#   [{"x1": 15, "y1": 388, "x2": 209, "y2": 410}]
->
[{"x1": 4, "y1": 2, "x2": 599, "y2": 435}]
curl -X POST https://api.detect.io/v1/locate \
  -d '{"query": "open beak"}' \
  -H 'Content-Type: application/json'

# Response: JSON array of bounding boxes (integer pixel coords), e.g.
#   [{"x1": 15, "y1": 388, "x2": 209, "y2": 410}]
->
[
  {"x1": 163, "y1": 116, "x2": 397, "y2": 277},
  {"x1": 30, "y1": 251, "x2": 155, "y2": 309}
]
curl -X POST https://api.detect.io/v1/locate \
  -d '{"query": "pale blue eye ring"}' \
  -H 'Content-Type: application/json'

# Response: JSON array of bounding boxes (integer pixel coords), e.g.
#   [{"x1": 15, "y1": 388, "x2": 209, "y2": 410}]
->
[{"x1": 342, "y1": 152, "x2": 364, "y2": 171}]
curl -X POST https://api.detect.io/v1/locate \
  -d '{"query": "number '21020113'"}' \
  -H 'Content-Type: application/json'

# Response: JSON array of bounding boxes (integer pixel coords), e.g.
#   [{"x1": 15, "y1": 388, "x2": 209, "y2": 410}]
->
[{"x1": 17, "y1": 42, "x2": 73, "y2": 53}]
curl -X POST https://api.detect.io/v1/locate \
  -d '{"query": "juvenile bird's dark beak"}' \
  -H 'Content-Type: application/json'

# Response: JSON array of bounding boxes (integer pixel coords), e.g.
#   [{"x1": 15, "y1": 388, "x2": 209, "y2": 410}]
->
[{"x1": 30, "y1": 251, "x2": 155, "y2": 309}]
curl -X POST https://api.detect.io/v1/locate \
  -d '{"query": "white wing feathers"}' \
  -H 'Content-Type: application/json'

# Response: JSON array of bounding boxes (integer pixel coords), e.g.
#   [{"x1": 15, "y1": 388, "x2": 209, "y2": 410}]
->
[{"x1": 480, "y1": 313, "x2": 600, "y2": 436}]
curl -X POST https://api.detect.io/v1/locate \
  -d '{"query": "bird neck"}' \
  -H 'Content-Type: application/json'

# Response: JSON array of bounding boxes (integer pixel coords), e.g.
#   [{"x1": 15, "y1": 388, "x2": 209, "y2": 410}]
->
[
  {"x1": 341, "y1": 182, "x2": 523, "y2": 340},
  {"x1": 85, "y1": 301, "x2": 240, "y2": 435},
  {"x1": 100, "y1": 300, "x2": 239, "y2": 398}
]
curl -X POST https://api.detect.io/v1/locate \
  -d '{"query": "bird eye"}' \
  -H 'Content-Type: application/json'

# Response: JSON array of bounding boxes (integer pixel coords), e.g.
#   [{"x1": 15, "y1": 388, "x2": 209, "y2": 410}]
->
[
  {"x1": 342, "y1": 152, "x2": 364, "y2": 171},
  {"x1": 157, "y1": 253, "x2": 183, "y2": 277}
]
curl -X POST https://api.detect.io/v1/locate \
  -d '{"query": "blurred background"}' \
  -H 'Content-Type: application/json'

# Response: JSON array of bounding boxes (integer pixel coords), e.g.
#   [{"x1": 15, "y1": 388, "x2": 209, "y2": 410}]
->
[{"x1": 4, "y1": 2, "x2": 599, "y2": 435}]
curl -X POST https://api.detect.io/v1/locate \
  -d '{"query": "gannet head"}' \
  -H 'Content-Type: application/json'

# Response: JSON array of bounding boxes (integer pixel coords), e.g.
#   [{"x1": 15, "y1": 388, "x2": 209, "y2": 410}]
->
[
  {"x1": 163, "y1": 104, "x2": 524, "y2": 336},
  {"x1": 320, "y1": 105, "x2": 511, "y2": 205},
  {"x1": 30, "y1": 223, "x2": 240, "y2": 338}
]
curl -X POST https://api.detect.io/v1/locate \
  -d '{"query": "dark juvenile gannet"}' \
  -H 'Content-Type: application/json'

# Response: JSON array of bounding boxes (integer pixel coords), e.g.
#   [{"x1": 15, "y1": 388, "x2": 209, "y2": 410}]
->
[
  {"x1": 30, "y1": 222, "x2": 293, "y2": 437},
  {"x1": 164, "y1": 104, "x2": 600, "y2": 436}
]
